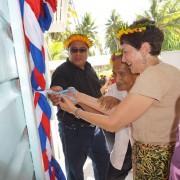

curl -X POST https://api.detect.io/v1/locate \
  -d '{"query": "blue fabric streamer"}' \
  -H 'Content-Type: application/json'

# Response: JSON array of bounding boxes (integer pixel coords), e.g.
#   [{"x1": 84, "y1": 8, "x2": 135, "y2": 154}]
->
[
  {"x1": 51, "y1": 157, "x2": 66, "y2": 180},
  {"x1": 19, "y1": 0, "x2": 24, "y2": 18},
  {"x1": 38, "y1": 3, "x2": 52, "y2": 32},
  {"x1": 31, "y1": 71, "x2": 39, "y2": 90},
  {"x1": 30, "y1": 42, "x2": 45, "y2": 74},
  {"x1": 38, "y1": 94, "x2": 51, "y2": 119},
  {"x1": 38, "y1": 123, "x2": 47, "y2": 151}
]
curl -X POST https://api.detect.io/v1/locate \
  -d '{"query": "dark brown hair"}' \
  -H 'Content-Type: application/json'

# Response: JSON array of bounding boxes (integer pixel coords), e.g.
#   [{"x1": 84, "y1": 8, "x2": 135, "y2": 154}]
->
[{"x1": 120, "y1": 18, "x2": 164, "y2": 55}]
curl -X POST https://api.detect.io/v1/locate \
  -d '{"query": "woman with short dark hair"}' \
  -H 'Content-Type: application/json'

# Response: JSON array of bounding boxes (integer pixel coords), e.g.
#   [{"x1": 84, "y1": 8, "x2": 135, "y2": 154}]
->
[{"x1": 59, "y1": 18, "x2": 180, "y2": 179}]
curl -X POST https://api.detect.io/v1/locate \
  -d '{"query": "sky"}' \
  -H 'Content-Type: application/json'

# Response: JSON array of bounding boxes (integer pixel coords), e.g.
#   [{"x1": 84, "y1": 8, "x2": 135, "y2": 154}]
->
[
  {"x1": 73, "y1": 0, "x2": 151, "y2": 32},
  {"x1": 71, "y1": 0, "x2": 151, "y2": 46}
]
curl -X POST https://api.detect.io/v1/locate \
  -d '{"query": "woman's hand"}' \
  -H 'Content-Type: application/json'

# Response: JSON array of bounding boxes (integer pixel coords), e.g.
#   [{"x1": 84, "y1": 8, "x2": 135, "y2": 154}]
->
[
  {"x1": 59, "y1": 94, "x2": 77, "y2": 114},
  {"x1": 64, "y1": 87, "x2": 82, "y2": 104},
  {"x1": 47, "y1": 86, "x2": 63, "y2": 106}
]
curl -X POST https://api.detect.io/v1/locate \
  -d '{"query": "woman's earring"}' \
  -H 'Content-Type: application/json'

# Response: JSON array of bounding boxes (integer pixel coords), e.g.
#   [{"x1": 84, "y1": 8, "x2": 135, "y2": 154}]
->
[{"x1": 141, "y1": 59, "x2": 147, "y2": 64}]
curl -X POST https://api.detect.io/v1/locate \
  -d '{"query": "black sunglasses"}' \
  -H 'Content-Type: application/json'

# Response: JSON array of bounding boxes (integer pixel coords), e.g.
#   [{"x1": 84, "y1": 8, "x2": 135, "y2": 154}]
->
[{"x1": 70, "y1": 47, "x2": 87, "y2": 53}]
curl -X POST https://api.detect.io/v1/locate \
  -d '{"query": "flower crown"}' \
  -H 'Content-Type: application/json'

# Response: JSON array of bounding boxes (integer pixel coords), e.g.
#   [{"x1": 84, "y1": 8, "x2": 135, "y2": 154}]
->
[
  {"x1": 65, "y1": 34, "x2": 93, "y2": 48},
  {"x1": 116, "y1": 26, "x2": 146, "y2": 40},
  {"x1": 115, "y1": 21, "x2": 153, "y2": 40},
  {"x1": 110, "y1": 51, "x2": 123, "y2": 65}
]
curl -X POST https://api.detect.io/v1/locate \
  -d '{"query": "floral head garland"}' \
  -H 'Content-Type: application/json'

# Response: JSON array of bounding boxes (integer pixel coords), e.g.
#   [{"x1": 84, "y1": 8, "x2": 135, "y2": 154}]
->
[
  {"x1": 65, "y1": 34, "x2": 93, "y2": 48},
  {"x1": 110, "y1": 51, "x2": 123, "y2": 65},
  {"x1": 116, "y1": 22, "x2": 149, "y2": 40},
  {"x1": 116, "y1": 26, "x2": 146, "y2": 40}
]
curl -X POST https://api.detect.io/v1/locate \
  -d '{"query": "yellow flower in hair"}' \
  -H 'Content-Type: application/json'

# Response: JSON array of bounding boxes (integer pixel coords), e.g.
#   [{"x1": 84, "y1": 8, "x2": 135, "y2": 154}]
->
[
  {"x1": 115, "y1": 51, "x2": 122, "y2": 56},
  {"x1": 109, "y1": 51, "x2": 123, "y2": 65},
  {"x1": 116, "y1": 27, "x2": 146, "y2": 40},
  {"x1": 109, "y1": 55, "x2": 115, "y2": 65},
  {"x1": 65, "y1": 34, "x2": 93, "y2": 48}
]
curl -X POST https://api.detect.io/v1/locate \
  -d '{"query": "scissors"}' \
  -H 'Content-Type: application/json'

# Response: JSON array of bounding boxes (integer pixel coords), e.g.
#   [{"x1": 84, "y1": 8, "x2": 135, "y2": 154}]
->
[{"x1": 46, "y1": 87, "x2": 77, "y2": 103}]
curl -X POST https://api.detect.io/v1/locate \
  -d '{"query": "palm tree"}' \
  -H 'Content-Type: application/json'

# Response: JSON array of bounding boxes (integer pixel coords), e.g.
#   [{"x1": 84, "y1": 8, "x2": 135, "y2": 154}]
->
[
  {"x1": 104, "y1": 9, "x2": 124, "y2": 54},
  {"x1": 75, "y1": 12, "x2": 103, "y2": 53},
  {"x1": 137, "y1": 0, "x2": 180, "y2": 51}
]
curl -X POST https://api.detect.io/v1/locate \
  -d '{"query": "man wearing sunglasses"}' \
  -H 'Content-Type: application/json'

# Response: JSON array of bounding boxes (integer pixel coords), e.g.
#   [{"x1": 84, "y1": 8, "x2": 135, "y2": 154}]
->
[{"x1": 49, "y1": 34, "x2": 110, "y2": 180}]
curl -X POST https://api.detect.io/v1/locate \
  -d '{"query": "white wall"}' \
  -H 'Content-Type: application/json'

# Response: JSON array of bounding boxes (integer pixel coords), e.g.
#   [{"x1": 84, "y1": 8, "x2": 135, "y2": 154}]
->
[{"x1": 160, "y1": 50, "x2": 180, "y2": 70}]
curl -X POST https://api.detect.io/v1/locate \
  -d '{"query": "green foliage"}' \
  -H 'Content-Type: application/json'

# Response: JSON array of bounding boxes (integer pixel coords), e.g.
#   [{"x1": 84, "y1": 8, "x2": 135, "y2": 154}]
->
[
  {"x1": 75, "y1": 12, "x2": 103, "y2": 53},
  {"x1": 47, "y1": 0, "x2": 180, "y2": 60},
  {"x1": 162, "y1": 33, "x2": 180, "y2": 50},
  {"x1": 104, "y1": 0, "x2": 180, "y2": 53},
  {"x1": 105, "y1": 34, "x2": 118, "y2": 54},
  {"x1": 136, "y1": 0, "x2": 180, "y2": 51},
  {"x1": 104, "y1": 9, "x2": 124, "y2": 54},
  {"x1": 47, "y1": 10, "x2": 103, "y2": 59},
  {"x1": 48, "y1": 41, "x2": 67, "y2": 60}
]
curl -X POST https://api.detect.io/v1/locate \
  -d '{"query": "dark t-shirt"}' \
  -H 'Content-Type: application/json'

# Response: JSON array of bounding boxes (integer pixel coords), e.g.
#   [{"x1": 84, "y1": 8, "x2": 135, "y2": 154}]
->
[{"x1": 50, "y1": 58, "x2": 101, "y2": 125}]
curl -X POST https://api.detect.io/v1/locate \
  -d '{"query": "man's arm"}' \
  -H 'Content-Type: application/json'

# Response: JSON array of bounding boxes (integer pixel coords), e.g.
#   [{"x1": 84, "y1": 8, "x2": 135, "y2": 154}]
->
[{"x1": 98, "y1": 96, "x2": 120, "y2": 110}]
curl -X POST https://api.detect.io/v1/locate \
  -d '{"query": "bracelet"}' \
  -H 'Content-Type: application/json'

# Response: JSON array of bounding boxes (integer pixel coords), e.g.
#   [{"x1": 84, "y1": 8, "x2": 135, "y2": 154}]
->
[{"x1": 74, "y1": 108, "x2": 81, "y2": 119}]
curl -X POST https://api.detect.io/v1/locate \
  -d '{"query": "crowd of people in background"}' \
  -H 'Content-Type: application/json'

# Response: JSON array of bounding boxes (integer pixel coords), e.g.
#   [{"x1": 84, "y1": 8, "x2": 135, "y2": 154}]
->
[
  {"x1": 99, "y1": 75, "x2": 107, "y2": 87},
  {"x1": 100, "y1": 75, "x2": 115, "y2": 95}
]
